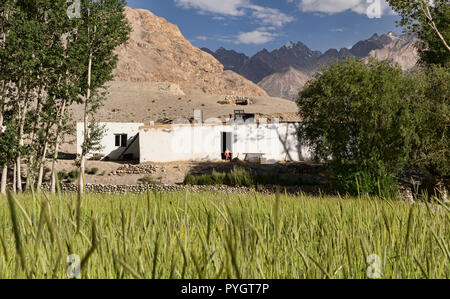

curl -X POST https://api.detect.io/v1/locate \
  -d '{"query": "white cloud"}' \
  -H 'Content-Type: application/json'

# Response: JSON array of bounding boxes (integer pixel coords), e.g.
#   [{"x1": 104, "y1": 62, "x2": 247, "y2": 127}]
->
[
  {"x1": 247, "y1": 5, "x2": 295, "y2": 27},
  {"x1": 175, "y1": 0, "x2": 248, "y2": 16},
  {"x1": 236, "y1": 30, "x2": 278, "y2": 45},
  {"x1": 297, "y1": 0, "x2": 392, "y2": 16},
  {"x1": 175, "y1": 0, "x2": 294, "y2": 28}
]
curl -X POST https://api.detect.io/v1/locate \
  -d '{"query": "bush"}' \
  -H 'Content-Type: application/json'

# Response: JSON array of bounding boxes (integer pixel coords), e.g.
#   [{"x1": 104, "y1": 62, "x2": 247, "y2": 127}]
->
[
  {"x1": 331, "y1": 167, "x2": 398, "y2": 197},
  {"x1": 225, "y1": 167, "x2": 254, "y2": 187},
  {"x1": 87, "y1": 168, "x2": 99, "y2": 175},
  {"x1": 69, "y1": 170, "x2": 80, "y2": 179},
  {"x1": 184, "y1": 174, "x2": 196, "y2": 185},
  {"x1": 298, "y1": 59, "x2": 416, "y2": 195},
  {"x1": 139, "y1": 175, "x2": 157, "y2": 185},
  {"x1": 184, "y1": 167, "x2": 309, "y2": 187},
  {"x1": 57, "y1": 170, "x2": 68, "y2": 181},
  {"x1": 408, "y1": 66, "x2": 449, "y2": 177}
]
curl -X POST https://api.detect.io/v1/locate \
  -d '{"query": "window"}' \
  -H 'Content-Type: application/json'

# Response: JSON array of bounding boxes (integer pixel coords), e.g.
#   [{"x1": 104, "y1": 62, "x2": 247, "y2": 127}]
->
[{"x1": 115, "y1": 134, "x2": 128, "y2": 147}]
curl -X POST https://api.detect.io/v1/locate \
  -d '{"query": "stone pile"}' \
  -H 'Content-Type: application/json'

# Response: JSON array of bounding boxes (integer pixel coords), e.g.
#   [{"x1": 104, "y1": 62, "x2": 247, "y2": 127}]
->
[
  {"x1": 224, "y1": 95, "x2": 255, "y2": 105},
  {"x1": 110, "y1": 164, "x2": 158, "y2": 175}
]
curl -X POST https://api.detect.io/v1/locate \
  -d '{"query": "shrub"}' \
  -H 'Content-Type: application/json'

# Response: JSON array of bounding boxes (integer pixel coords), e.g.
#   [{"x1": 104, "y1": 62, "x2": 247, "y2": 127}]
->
[
  {"x1": 184, "y1": 174, "x2": 196, "y2": 185},
  {"x1": 57, "y1": 170, "x2": 68, "y2": 181},
  {"x1": 139, "y1": 175, "x2": 156, "y2": 185},
  {"x1": 408, "y1": 66, "x2": 449, "y2": 178},
  {"x1": 87, "y1": 168, "x2": 99, "y2": 175},
  {"x1": 69, "y1": 170, "x2": 80, "y2": 179},
  {"x1": 298, "y1": 59, "x2": 417, "y2": 195},
  {"x1": 225, "y1": 167, "x2": 254, "y2": 187},
  {"x1": 184, "y1": 167, "x2": 308, "y2": 187}
]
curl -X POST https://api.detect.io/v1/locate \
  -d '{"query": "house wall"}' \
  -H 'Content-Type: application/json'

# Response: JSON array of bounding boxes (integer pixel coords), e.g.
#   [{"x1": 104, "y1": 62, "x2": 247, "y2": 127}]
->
[
  {"x1": 138, "y1": 123, "x2": 312, "y2": 163},
  {"x1": 76, "y1": 122, "x2": 144, "y2": 160}
]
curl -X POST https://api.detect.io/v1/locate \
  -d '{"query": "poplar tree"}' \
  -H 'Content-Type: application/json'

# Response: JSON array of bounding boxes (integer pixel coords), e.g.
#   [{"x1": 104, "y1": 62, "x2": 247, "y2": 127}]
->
[{"x1": 75, "y1": 0, "x2": 130, "y2": 193}]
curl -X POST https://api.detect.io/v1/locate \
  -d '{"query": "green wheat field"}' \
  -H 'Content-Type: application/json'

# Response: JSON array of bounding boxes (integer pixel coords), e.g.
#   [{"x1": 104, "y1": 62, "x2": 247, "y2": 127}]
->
[{"x1": 0, "y1": 190, "x2": 449, "y2": 279}]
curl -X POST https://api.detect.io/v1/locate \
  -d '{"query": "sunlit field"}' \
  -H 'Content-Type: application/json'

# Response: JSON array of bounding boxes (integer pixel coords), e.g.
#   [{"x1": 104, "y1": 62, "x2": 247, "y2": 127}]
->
[{"x1": 0, "y1": 190, "x2": 449, "y2": 279}]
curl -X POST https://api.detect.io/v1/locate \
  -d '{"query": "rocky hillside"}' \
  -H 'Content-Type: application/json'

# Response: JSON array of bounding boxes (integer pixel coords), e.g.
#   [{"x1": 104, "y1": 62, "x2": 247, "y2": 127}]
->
[
  {"x1": 201, "y1": 47, "x2": 249, "y2": 73},
  {"x1": 349, "y1": 33, "x2": 394, "y2": 57},
  {"x1": 367, "y1": 34, "x2": 419, "y2": 70},
  {"x1": 258, "y1": 67, "x2": 311, "y2": 101},
  {"x1": 114, "y1": 7, "x2": 267, "y2": 96}
]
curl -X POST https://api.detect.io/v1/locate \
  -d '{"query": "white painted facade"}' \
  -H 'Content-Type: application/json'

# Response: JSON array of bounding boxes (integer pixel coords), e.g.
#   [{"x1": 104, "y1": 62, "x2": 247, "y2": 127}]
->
[
  {"x1": 138, "y1": 123, "x2": 311, "y2": 163},
  {"x1": 76, "y1": 121, "x2": 312, "y2": 163},
  {"x1": 76, "y1": 122, "x2": 144, "y2": 160}
]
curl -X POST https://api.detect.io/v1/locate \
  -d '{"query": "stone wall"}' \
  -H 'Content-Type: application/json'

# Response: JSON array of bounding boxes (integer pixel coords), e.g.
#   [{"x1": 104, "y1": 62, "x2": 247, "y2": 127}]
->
[{"x1": 40, "y1": 182, "x2": 321, "y2": 195}]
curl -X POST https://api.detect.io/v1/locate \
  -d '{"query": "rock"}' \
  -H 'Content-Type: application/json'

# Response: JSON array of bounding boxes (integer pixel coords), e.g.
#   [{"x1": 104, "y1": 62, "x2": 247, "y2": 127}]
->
[{"x1": 114, "y1": 7, "x2": 267, "y2": 97}]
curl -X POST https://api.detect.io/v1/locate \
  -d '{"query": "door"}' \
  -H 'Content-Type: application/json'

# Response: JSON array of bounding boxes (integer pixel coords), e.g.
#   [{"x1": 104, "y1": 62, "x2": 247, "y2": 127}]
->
[{"x1": 221, "y1": 132, "x2": 233, "y2": 160}]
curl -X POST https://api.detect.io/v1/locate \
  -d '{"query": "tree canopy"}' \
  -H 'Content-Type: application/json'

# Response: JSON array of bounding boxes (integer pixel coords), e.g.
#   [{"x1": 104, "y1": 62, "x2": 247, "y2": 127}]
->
[{"x1": 386, "y1": 0, "x2": 450, "y2": 66}]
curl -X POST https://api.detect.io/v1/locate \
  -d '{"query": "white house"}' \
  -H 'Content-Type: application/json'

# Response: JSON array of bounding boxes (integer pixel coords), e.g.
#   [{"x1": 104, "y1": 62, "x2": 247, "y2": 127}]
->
[
  {"x1": 76, "y1": 112, "x2": 311, "y2": 163},
  {"x1": 76, "y1": 122, "x2": 144, "y2": 160},
  {"x1": 137, "y1": 122, "x2": 310, "y2": 163}
]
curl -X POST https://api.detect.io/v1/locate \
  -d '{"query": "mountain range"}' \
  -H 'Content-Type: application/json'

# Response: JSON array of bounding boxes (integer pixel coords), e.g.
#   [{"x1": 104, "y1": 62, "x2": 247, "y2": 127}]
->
[{"x1": 202, "y1": 32, "x2": 419, "y2": 100}]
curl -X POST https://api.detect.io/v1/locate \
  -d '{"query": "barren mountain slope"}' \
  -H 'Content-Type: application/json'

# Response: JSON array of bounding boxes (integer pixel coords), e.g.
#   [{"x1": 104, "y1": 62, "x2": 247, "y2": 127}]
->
[
  {"x1": 367, "y1": 34, "x2": 420, "y2": 70},
  {"x1": 258, "y1": 67, "x2": 311, "y2": 101},
  {"x1": 114, "y1": 7, "x2": 267, "y2": 96}
]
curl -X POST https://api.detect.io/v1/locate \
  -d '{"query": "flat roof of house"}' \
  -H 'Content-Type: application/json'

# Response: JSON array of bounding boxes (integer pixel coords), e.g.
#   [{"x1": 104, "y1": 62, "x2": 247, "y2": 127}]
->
[{"x1": 139, "y1": 122, "x2": 300, "y2": 130}]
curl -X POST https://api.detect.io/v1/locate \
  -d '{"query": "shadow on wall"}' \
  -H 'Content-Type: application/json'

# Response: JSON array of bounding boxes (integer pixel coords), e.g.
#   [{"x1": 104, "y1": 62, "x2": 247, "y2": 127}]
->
[
  {"x1": 276, "y1": 124, "x2": 305, "y2": 162},
  {"x1": 99, "y1": 135, "x2": 139, "y2": 161}
]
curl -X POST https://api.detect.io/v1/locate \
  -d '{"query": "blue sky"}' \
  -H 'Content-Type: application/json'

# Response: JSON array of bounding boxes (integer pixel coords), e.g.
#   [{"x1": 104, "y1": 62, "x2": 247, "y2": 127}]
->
[{"x1": 126, "y1": 0, "x2": 402, "y2": 56}]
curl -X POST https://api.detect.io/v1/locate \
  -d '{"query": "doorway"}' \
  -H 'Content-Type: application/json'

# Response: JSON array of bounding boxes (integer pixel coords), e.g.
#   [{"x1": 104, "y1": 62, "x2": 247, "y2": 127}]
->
[{"x1": 221, "y1": 132, "x2": 233, "y2": 160}]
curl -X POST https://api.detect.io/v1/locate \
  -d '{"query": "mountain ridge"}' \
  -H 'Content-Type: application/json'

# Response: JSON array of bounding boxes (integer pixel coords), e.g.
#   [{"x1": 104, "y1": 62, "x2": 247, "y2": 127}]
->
[
  {"x1": 114, "y1": 7, "x2": 267, "y2": 97},
  {"x1": 203, "y1": 32, "x2": 419, "y2": 100}
]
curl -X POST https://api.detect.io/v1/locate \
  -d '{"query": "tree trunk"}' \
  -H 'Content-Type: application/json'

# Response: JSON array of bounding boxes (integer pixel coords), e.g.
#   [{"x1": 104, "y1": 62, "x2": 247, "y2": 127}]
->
[
  {"x1": 27, "y1": 85, "x2": 45, "y2": 189},
  {"x1": 79, "y1": 49, "x2": 93, "y2": 195},
  {"x1": 36, "y1": 139, "x2": 48, "y2": 191},
  {"x1": 0, "y1": 97, "x2": 5, "y2": 195},
  {"x1": 16, "y1": 103, "x2": 28, "y2": 193},
  {"x1": 422, "y1": 3, "x2": 450, "y2": 52},
  {"x1": 50, "y1": 99, "x2": 66, "y2": 193},
  {"x1": 1, "y1": 166, "x2": 7, "y2": 195},
  {"x1": 12, "y1": 164, "x2": 16, "y2": 194}
]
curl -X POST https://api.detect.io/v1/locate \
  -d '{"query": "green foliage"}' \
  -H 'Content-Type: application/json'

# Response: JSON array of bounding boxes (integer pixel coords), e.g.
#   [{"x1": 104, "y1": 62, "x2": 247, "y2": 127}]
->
[
  {"x1": 184, "y1": 167, "x2": 308, "y2": 187},
  {"x1": 57, "y1": 170, "x2": 68, "y2": 181},
  {"x1": 331, "y1": 167, "x2": 399, "y2": 198},
  {"x1": 386, "y1": 0, "x2": 450, "y2": 66},
  {"x1": 0, "y1": 119, "x2": 19, "y2": 166},
  {"x1": 138, "y1": 175, "x2": 157, "y2": 185},
  {"x1": 81, "y1": 120, "x2": 105, "y2": 157},
  {"x1": 0, "y1": 1, "x2": 130, "y2": 191},
  {"x1": 408, "y1": 66, "x2": 450, "y2": 176},
  {"x1": 1, "y1": 191, "x2": 449, "y2": 278},
  {"x1": 225, "y1": 167, "x2": 254, "y2": 187},
  {"x1": 87, "y1": 168, "x2": 99, "y2": 175},
  {"x1": 69, "y1": 170, "x2": 80, "y2": 179},
  {"x1": 297, "y1": 59, "x2": 416, "y2": 194}
]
